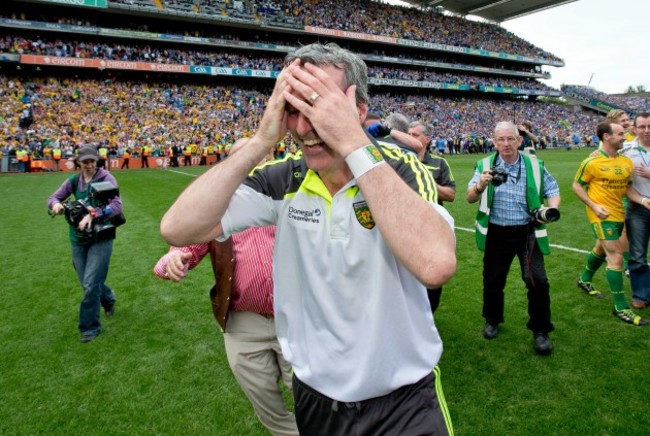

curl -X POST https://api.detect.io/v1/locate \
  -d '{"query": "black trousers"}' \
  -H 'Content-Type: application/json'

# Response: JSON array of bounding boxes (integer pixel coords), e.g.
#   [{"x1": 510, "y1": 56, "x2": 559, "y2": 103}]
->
[
  {"x1": 293, "y1": 372, "x2": 450, "y2": 436},
  {"x1": 483, "y1": 223, "x2": 554, "y2": 333},
  {"x1": 427, "y1": 287, "x2": 442, "y2": 314}
]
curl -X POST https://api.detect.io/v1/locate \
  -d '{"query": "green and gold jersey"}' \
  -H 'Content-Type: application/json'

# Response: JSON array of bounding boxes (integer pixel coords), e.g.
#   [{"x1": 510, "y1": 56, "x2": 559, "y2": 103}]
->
[{"x1": 575, "y1": 150, "x2": 633, "y2": 223}]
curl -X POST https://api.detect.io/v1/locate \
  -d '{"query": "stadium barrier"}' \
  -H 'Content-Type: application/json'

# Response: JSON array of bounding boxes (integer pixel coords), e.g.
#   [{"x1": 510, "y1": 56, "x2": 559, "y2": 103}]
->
[{"x1": 0, "y1": 156, "x2": 218, "y2": 173}]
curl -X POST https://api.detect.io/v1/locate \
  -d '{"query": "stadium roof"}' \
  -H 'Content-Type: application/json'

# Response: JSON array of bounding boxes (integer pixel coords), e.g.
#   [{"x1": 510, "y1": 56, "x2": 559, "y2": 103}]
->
[{"x1": 400, "y1": 0, "x2": 578, "y2": 22}]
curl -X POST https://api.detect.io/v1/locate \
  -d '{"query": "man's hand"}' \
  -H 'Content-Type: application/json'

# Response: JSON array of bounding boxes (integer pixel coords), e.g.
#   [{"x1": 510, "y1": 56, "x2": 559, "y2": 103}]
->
[
  {"x1": 591, "y1": 204, "x2": 610, "y2": 220},
  {"x1": 283, "y1": 61, "x2": 369, "y2": 157},
  {"x1": 251, "y1": 61, "x2": 295, "y2": 150},
  {"x1": 165, "y1": 251, "x2": 192, "y2": 282},
  {"x1": 161, "y1": 65, "x2": 297, "y2": 246},
  {"x1": 466, "y1": 169, "x2": 493, "y2": 203},
  {"x1": 478, "y1": 169, "x2": 494, "y2": 189},
  {"x1": 634, "y1": 165, "x2": 650, "y2": 179}
]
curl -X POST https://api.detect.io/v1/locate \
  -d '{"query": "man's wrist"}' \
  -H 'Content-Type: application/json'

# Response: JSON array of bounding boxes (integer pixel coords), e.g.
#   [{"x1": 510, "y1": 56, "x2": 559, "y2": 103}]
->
[
  {"x1": 345, "y1": 144, "x2": 386, "y2": 179},
  {"x1": 474, "y1": 183, "x2": 485, "y2": 194},
  {"x1": 242, "y1": 136, "x2": 274, "y2": 163}
]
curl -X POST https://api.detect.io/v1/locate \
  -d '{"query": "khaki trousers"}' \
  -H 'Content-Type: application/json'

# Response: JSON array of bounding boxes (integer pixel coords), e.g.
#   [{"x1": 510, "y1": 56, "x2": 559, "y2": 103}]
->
[{"x1": 224, "y1": 311, "x2": 298, "y2": 436}]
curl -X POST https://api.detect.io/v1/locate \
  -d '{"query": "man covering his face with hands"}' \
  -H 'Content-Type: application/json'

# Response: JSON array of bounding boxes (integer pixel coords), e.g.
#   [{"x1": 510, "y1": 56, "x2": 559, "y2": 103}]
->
[{"x1": 161, "y1": 43, "x2": 456, "y2": 435}]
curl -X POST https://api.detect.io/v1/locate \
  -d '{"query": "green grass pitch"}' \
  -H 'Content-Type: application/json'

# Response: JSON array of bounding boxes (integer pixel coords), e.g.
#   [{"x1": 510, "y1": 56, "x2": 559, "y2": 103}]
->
[{"x1": 1, "y1": 148, "x2": 649, "y2": 435}]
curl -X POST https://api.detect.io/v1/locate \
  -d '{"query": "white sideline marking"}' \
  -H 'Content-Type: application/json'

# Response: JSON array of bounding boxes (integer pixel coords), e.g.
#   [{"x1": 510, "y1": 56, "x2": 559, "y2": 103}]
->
[
  {"x1": 166, "y1": 169, "x2": 198, "y2": 177},
  {"x1": 455, "y1": 226, "x2": 589, "y2": 254},
  {"x1": 159, "y1": 180, "x2": 591, "y2": 255}
]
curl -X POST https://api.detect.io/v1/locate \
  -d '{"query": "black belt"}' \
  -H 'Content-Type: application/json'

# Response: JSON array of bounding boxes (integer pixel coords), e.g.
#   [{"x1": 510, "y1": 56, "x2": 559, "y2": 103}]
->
[{"x1": 489, "y1": 223, "x2": 531, "y2": 232}]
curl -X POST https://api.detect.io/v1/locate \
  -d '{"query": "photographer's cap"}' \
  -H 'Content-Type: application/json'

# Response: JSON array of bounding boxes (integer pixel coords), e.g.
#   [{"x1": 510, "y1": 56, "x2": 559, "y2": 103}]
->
[{"x1": 76, "y1": 145, "x2": 99, "y2": 162}]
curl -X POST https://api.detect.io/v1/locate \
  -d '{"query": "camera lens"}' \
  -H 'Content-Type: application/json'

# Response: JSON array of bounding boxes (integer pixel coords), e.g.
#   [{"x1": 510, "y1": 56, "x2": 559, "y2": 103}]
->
[
  {"x1": 490, "y1": 168, "x2": 508, "y2": 186},
  {"x1": 535, "y1": 208, "x2": 560, "y2": 223}
]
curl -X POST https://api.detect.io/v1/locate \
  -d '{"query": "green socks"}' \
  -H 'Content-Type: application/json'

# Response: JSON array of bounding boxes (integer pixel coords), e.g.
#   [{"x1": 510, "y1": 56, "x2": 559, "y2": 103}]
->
[
  {"x1": 605, "y1": 268, "x2": 628, "y2": 311},
  {"x1": 581, "y1": 251, "x2": 606, "y2": 283}
]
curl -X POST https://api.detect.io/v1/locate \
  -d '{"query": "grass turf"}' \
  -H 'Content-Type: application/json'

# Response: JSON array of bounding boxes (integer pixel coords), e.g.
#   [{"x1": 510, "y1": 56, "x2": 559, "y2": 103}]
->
[{"x1": 1, "y1": 148, "x2": 649, "y2": 435}]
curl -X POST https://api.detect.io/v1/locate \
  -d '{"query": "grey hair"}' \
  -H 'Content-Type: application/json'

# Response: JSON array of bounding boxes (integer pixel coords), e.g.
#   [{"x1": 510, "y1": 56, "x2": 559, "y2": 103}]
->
[
  {"x1": 385, "y1": 113, "x2": 410, "y2": 133},
  {"x1": 494, "y1": 121, "x2": 519, "y2": 137},
  {"x1": 285, "y1": 43, "x2": 369, "y2": 105},
  {"x1": 409, "y1": 121, "x2": 432, "y2": 137}
]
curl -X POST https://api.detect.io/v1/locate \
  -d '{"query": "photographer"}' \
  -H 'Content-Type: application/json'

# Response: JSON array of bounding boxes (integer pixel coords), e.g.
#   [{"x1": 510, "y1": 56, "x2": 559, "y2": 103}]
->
[
  {"x1": 466, "y1": 121, "x2": 560, "y2": 355},
  {"x1": 47, "y1": 145, "x2": 123, "y2": 343},
  {"x1": 517, "y1": 121, "x2": 539, "y2": 155}
]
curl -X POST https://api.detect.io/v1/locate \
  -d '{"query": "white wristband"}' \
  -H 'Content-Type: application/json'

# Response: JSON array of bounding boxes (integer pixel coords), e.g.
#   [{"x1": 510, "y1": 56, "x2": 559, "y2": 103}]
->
[
  {"x1": 642, "y1": 197, "x2": 648, "y2": 207},
  {"x1": 345, "y1": 144, "x2": 386, "y2": 179}
]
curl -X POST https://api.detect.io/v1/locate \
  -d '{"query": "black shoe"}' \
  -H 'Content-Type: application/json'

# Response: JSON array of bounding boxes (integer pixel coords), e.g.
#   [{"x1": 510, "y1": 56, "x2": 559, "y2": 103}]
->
[
  {"x1": 104, "y1": 302, "x2": 115, "y2": 317},
  {"x1": 534, "y1": 333, "x2": 553, "y2": 355},
  {"x1": 483, "y1": 323, "x2": 499, "y2": 340},
  {"x1": 80, "y1": 332, "x2": 99, "y2": 343}
]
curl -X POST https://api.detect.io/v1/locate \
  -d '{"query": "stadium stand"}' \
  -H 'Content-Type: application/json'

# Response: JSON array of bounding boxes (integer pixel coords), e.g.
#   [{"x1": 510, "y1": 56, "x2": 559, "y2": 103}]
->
[
  {"x1": 106, "y1": 0, "x2": 564, "y2": 62},
  {"x1": 0, "y1": 0, "x2": 602, "y2": 172},
  {"x1": 0, "y1": 35, "x2": 554, "y2": 91},
  {"x1": 562, "y1": 84, "x2": 649, "y2": 115}
]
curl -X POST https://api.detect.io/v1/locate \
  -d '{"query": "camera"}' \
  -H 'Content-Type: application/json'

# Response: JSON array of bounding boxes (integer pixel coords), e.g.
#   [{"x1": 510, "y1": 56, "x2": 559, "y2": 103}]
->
[
  {"x1": 89, "y1": 181, "x2": 119, "y2": 203},
  {"x1": 62, "y1": 181, "x2": 124, "y2": 241},
  {"x1": 532, "y1": 207, "x2": 561, "y2": 224},
  {"x1": 62, "y1": 200, "x2": 90, "y2": 228},
  {"x1": 490, "y1": 168, "x2": 509, "y2": 186}
]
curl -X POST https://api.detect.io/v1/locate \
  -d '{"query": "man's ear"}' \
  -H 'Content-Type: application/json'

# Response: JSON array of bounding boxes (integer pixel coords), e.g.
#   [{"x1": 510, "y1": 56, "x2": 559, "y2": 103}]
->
[{"x1": 357, "y1": 103, "x2": 369, "y2": 125}]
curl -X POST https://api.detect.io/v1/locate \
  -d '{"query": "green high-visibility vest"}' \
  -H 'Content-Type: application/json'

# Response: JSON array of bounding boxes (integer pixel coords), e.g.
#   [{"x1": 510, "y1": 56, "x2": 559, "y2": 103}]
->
[{"x1": 474, "y1": 152, "x2": 551, "y2": 254}]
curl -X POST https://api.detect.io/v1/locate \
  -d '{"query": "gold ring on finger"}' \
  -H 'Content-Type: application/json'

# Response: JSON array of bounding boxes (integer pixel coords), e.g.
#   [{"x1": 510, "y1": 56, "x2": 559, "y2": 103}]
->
[{"x1": 308, "y1": 92, "x2": 320, "y2": 104}]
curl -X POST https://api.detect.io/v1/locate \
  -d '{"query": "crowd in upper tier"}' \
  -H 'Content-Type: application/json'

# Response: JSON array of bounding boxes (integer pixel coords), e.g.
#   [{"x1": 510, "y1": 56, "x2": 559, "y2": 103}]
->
[
  {"x1": 108, "y1": 0, "x2": 562, "y2": 62},
  {"x1": 1, "y1": 35, "x2": 553, "y2": 91},
  {"x1": 562, "y1": 85, "x2": 650, "y2": 113}
]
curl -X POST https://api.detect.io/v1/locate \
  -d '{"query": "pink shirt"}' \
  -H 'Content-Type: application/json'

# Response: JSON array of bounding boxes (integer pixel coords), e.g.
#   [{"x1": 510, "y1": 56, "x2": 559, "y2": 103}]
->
[{"x1": 153, "y1": 226, "x2": 275, "y2": 315}]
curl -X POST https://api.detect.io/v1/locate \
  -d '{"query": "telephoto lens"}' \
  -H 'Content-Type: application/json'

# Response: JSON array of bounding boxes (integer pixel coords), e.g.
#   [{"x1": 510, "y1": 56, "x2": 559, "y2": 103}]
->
[{"x1": 535, "y1": 207, "x2": 560, "y2": 223}]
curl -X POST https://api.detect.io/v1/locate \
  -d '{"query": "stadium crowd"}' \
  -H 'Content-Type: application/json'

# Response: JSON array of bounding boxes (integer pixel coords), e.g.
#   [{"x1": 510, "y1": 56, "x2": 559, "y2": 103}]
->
[
  {"x1": 0, "y1": 73, "x2": 598, "y2": 162},
  {"x1": 563, "y1": 85, "x2": 650, "y2": 113},
  {"x1": 1, "y1": 35, "x2": 551, "y2": 92},
  {"x1": 0, "y1": 75, "x2": 268, "y2": 161},
  {"x1": 1, "y1": 35, "x2": 285, "y2": 70},
  {"x1": 0, "y1": 13, "x2": 547, "y2": 77},
  {"x1": 372, "y1": 67, "x2": 552, "y2": 91},
  {"x1": 107, "y1": 0, "x2": 562, "y2": 61},
  {"x1": 368, "y1": 94, "x2": 597, "y2": 141}
]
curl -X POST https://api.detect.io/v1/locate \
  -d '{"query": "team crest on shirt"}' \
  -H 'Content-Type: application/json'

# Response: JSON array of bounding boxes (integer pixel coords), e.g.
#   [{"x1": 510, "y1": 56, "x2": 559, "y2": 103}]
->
[
  {"x1": 353, "y1": 201, "x2": 375, "y2": 229},
  {"x1": 606, "y1": 228, "x2": 614, "y2": 236}
]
